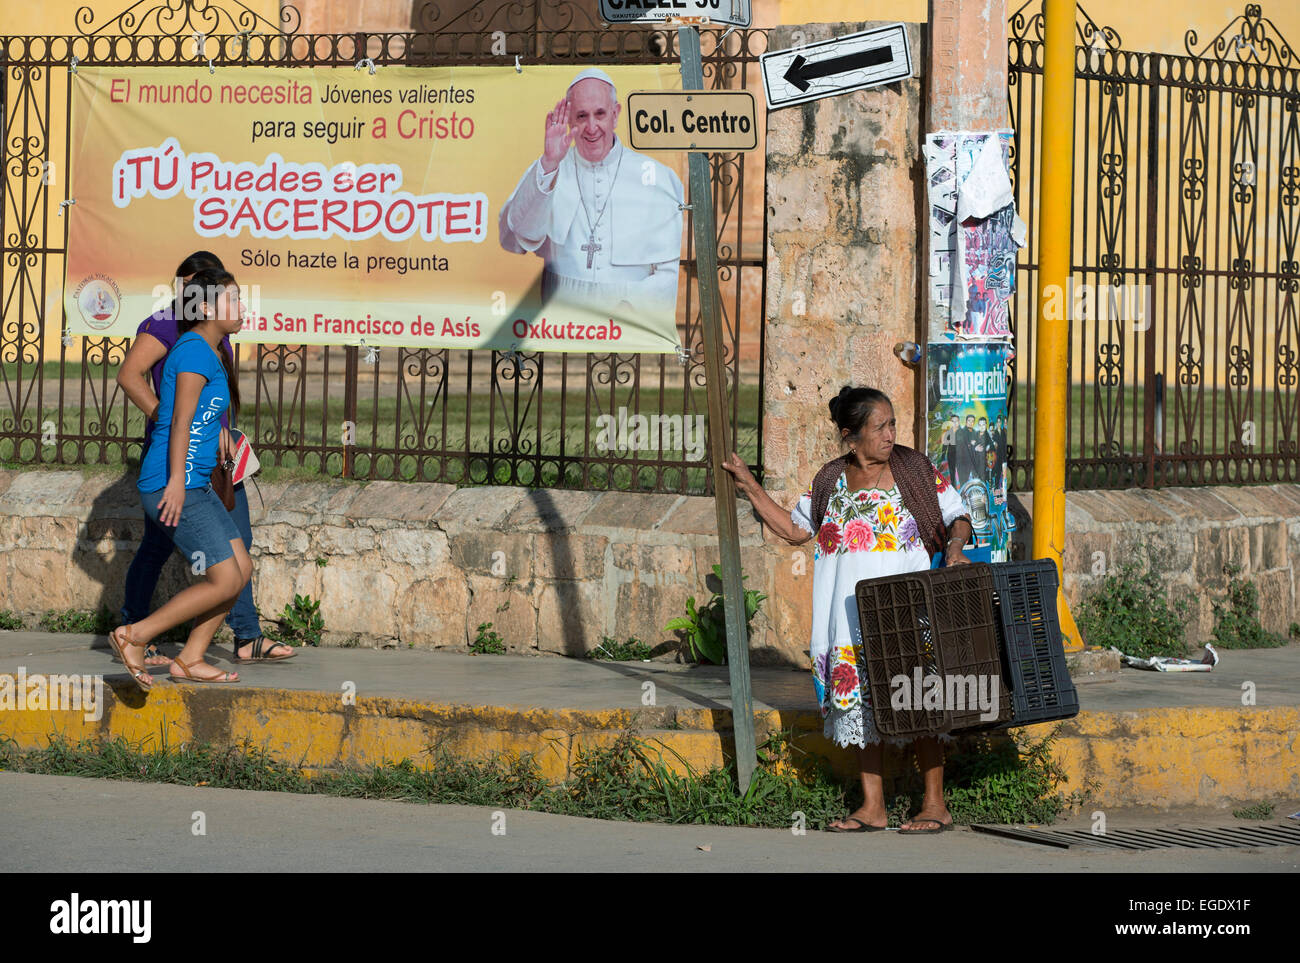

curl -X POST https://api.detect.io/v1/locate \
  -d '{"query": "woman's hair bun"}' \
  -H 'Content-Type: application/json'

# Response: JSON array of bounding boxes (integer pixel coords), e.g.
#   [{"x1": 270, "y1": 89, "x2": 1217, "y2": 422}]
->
[{"x1": 828, "y1": 385, "x2": 854, "y2": 422}]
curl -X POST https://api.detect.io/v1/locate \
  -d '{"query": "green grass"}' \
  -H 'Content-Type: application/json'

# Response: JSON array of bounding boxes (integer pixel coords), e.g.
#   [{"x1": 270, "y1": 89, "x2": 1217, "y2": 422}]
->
[
  {"x1": 0, "y1": 730, "x2": 847, "y2": 828},
  {"x1": 0, "y1": 726, "x2": 1088, "y2": 828},
  {"x1": 1007, "y1": 383, "x2": 1300, "y2": 474},
  {"x1": 37, "y1": 607, "x2": 116, "y2": 634},
  {"x1": 1232, "y1": 801, "x2": 1275, "y2": 820},
  {"x1": 0, "y1": 382, "x2": 761, "y2": 493},
  {"x1": 943, "y1": 730, "x2": 1093, "y2": 825},
  {"x1": 586, "y1": 636, "x2": 656, "y2": 661}
]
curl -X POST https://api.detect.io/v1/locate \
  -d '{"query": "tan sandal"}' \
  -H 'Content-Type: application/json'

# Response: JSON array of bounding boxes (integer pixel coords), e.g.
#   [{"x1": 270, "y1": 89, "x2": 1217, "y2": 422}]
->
[
  {"x1": 108, "y1": 624, "x2": 154, "y2": 692},
  {"x1": 170, "y1": 655, "x2": 239, "y2": 685}
]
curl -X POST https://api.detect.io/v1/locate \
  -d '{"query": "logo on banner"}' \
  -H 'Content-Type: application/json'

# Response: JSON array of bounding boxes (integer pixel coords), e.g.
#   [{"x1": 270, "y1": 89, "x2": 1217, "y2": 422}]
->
[{"x1": 74, "y1": 274, "x2": 122, "y2": 330}]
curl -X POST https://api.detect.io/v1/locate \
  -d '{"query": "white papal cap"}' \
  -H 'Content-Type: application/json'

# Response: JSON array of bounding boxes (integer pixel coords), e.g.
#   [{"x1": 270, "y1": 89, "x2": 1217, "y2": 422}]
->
[{"x1": 566, "y1": 67, "x2": 617, "y2": 95}]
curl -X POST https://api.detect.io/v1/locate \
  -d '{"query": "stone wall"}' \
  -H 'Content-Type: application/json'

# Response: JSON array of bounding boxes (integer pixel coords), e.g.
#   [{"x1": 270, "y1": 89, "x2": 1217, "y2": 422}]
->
[
  {"x1": 0, "y1": 469, "x2": 797, "y2": 663},
  {"x1": 1013, "y1": 487, "x2": 1300, "y2": 641},
  {"x1": 2, "y1": 468, "x2": 1297, "y2": 660},
  {"x1": 761, "y1": 21, "x2": 926, "y2": 504}
]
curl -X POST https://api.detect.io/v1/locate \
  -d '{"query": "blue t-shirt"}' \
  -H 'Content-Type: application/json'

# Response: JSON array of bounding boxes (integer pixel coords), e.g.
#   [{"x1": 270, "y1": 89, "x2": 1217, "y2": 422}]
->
[
  {"x1": 136, "y1": 308, "x2": 231, "y2": 449},
  {"x1": 137, "y1": 332, "x2": 230, "y2": 493}
]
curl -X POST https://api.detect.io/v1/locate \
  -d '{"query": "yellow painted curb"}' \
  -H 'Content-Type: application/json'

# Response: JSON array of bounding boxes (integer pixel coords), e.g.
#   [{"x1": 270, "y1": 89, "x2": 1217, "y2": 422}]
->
[{"x1": 1, "y1": 677, "x2": 1295, "y2": 807}]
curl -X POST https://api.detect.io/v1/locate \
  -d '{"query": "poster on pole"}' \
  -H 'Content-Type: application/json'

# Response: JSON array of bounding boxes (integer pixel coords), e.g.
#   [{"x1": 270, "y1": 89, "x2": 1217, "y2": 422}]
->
[
  {"x1": 926, "y1": 341, "x2": 1015, "y2": 562},
  {"x1": 64, "y1": 65, "x2": 687, "y2": 353},
  {"x1": 924, "y1": 130, "x2": 1023, "y2": 343}
]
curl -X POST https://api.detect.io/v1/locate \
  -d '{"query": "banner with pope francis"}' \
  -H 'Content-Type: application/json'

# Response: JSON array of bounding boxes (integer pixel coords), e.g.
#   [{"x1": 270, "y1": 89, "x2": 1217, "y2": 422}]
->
[{"x1": 64, "y1": 64, "x2": 687, "y2": 353}]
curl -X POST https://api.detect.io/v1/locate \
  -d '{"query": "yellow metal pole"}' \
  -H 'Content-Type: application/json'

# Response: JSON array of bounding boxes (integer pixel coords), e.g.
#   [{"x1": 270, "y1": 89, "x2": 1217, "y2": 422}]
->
[{"x1": 1032, "y1": 0, "x2": 1083, "y2": 651}]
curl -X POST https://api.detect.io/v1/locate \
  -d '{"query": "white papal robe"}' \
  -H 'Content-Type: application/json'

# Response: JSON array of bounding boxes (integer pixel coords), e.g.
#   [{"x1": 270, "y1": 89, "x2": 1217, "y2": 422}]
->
[{"x1": 498, "y1": 136, "x2": 684, "y2": 325}]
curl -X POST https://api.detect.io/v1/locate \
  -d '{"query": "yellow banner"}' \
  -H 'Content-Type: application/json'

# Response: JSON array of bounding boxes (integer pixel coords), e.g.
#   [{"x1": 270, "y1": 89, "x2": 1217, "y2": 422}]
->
[{"x1": 64, "y1": 65, "x2": 687, "y2": 352}]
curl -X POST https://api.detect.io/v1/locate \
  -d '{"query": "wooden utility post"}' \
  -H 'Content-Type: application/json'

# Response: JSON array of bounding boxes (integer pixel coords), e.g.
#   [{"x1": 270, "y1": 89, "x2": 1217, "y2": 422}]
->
[{"x1": 678, "y1": 24, "x2": 757, "y2": 794}]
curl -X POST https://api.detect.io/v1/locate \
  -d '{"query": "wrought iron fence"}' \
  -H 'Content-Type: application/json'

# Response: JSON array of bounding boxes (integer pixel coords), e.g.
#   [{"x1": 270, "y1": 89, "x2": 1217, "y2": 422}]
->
[
  {"x1": 1007, "y1": 2, "x2": 1300, "y2": 490},
  {"x1": 0, "y1": 0, "x2": 768, "y2": 494}
]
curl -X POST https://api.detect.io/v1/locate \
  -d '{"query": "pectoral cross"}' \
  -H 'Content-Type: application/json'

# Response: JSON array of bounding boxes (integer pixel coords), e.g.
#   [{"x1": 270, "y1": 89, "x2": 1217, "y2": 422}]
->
[{"x1": 582, "y1": 234, "x2": 601, "y2": 270}]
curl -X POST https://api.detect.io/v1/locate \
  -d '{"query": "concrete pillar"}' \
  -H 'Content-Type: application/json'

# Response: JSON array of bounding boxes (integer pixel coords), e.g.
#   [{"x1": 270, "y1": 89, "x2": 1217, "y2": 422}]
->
[
  {"x1": 760, "y1": 21, "x2": 926, "y2": 508},
  {"x1": 927, "y1": 0, "x2": 1010, "y2": 131}
]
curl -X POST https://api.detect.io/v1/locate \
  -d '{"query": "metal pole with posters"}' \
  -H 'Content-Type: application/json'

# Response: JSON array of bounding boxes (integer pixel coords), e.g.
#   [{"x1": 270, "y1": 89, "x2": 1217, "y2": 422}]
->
[
  {"x1": 1031, "y1": 0, "x2": 1084, "y2": 651},
  {"x1": 677, "y1": 24, "x2": 758, "y2": 794}
]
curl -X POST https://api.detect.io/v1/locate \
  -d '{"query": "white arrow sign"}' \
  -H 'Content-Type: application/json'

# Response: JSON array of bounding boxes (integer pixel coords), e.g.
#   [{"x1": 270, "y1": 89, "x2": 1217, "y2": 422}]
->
[
  {"x1": 599, "y1": 0, "x2": 752, "y2": 28},
  {"x1": 761, "y1": 23, "x2": 912, "y2": 109}
]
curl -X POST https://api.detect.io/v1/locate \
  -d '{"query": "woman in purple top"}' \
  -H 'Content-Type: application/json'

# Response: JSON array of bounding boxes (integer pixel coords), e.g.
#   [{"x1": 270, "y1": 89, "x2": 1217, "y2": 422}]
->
[{"x1": 116, "y1": 251, "x2": 292, "y2": 666}]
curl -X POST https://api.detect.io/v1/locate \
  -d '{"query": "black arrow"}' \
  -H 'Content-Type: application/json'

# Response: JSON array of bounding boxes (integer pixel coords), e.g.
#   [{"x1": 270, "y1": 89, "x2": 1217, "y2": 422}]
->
[{"x1": 783, "y1": 45, "x2": 894, "y2": 92}]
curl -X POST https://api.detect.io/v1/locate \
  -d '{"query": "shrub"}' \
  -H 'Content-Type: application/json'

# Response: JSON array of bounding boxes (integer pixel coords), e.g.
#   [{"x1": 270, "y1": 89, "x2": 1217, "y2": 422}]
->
[
  {"x1": 471, "y1": 622, "x2": 506, "y2": 655},
  {"x1": 1212, "y1": 565, "x2": 1287, "y2": 649},
  {"x1": 664, "y1": 564, "x2": 767, "y2": 665},
  {"x1": 587, "y1": 637, "x2": 655, "y2": 661},
  {"x1": 944, "y1": 730, "x2": 1092, "y2": 825},
  {"x1": 1077, "y1": 561, "x2": 1189, "y2": 658},
  {"x1": 264, "y1": 595, "x2": 324, "y2": 647}
]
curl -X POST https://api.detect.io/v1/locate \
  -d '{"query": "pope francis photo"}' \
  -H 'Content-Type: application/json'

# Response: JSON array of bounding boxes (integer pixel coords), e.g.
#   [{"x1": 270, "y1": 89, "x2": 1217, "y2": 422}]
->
[{"x1": 498, "y1": 68, "x2": 685, "y2": 329}]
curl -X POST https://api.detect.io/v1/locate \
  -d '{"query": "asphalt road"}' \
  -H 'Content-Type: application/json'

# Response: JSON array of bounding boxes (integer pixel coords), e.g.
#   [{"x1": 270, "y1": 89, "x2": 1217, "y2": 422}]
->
[{"x1": 2, "y1": 772, "x2": 1296, "y2": 873}]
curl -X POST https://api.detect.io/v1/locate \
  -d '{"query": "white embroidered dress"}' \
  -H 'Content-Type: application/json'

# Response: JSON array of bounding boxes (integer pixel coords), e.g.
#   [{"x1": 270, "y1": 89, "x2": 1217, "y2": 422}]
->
[{"x1": 791, "y1": 467, "x2": 970, "y2": 748}]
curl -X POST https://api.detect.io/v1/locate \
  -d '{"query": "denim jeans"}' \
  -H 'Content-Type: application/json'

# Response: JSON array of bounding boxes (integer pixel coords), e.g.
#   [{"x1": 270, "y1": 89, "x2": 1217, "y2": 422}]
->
[{"x1": 122, "y1": 481, "x2": 261, "y2": 639}]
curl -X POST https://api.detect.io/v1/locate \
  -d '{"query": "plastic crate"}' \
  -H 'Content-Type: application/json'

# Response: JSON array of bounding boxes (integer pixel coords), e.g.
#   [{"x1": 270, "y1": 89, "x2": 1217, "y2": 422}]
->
[
  {"x1": 987, "y1": 559, "x2": 1080, "y2": 727},
  {"x1": 854, "y1": 564, "x2": 1011, "y2": 736},
  {"x1": 854, "y1": 572, "x2": 950, "y2": 737},
  {"x1": 928, "y1": 564, "x2": 1013, "y2": 729}
]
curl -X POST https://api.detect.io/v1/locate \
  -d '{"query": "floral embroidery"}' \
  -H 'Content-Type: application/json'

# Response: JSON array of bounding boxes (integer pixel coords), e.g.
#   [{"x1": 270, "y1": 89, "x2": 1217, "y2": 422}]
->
[
  {"x1": 898, "y1": 515, "x2": 921, "y2": 549},
  {"x1": 830, "y1": 662, "x2": 861, "y2": 710},
  {"x1": 843, "y1": 518, "x2": 875, "y2": 552},
  {"x1": 831, "y1": 661, "x2": 858, "y2": 697},
  {"x1": 803, "y1": 468, "x2": 970, "y2": 748},
  {"x1": 876, "y1": 501, "x2": 898, "y2": 529}
]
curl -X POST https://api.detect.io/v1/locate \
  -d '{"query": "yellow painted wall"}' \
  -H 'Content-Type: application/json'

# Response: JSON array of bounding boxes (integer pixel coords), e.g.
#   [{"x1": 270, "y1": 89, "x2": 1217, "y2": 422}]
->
[
  {"x1": 772, "y1": 0, "x2": 1300, "y2": 57},
  {"x1": 1, "y1": 0, "x2": 283, "y2": 370},
  {"x1": 3, "y1": 0, "x2": 281, "y2": 35}
]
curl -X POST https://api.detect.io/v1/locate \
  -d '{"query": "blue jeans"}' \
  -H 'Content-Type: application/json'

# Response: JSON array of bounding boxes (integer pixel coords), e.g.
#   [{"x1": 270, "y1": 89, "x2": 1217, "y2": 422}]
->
[{"x1": 123, "y1": 481, "x2": 261, "y2": 639}]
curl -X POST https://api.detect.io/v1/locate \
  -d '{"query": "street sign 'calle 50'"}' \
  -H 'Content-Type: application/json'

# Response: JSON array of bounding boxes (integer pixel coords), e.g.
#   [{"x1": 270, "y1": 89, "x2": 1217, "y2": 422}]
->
[{"x1": 599, "y1": 0, "x2": 753, "y2": 28}]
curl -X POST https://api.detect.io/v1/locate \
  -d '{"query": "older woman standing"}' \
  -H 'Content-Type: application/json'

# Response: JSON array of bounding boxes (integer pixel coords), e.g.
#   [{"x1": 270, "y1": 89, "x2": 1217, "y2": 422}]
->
[{"x1": 722, "y1": 386, "x2": 973, "y2": 833}]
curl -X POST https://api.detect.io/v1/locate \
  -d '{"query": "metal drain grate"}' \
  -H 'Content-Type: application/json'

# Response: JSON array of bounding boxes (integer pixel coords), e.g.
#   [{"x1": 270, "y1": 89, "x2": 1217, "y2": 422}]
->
[{"x1": 970, "y1": 822, "x2": 1300, "y2": 851}]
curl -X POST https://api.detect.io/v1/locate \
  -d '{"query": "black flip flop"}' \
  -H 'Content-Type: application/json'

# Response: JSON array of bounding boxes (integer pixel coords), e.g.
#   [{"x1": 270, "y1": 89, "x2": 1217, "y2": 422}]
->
[
  {"x1": 827, "y1": 816, "x2": 888, "y2": 833},
  {"x1": 899, "y1": 817, "x2": 953, "y2": 835}
]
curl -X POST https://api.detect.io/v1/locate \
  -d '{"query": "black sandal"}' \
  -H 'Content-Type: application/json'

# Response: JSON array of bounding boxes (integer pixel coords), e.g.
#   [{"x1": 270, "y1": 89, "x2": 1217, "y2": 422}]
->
[
  {"x1": 233, "y1": 636, "x2": 297, "y2": 664},
  {"x1": 827, "y1": 816, "x2": 888, "y2": 833}
]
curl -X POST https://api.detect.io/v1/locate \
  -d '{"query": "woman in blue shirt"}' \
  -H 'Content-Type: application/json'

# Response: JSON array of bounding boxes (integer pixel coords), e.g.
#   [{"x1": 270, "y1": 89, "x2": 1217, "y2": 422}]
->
[
  {"x1": 115, "y1": 250, "x2": 289, "y2": 667},
  {"x1": 110, "y1": 268, "x2": 253, "y2": 689}
]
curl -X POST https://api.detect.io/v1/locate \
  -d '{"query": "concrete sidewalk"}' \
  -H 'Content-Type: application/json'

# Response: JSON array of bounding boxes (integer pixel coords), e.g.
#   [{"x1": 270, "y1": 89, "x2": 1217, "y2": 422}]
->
[{"x1": 1, "y1": 631, "x2": 1298, "y2": 809}]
